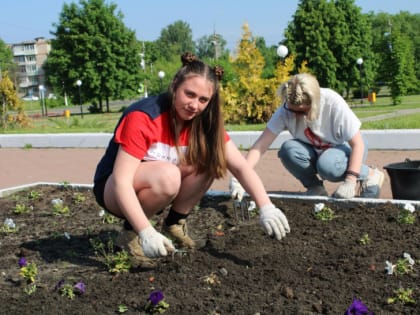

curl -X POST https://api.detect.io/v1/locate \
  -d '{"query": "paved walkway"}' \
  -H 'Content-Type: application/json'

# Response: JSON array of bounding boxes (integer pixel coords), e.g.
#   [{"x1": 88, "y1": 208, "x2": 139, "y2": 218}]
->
[{"x1": 0, "y1": 147, "x2": 419, "y2": 200}]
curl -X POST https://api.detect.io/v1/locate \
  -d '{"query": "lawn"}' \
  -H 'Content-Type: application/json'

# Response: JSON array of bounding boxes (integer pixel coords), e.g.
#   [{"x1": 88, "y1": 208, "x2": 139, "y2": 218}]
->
[{"x1": 6, "y1": 94, "x2": 419, "y2": 134}]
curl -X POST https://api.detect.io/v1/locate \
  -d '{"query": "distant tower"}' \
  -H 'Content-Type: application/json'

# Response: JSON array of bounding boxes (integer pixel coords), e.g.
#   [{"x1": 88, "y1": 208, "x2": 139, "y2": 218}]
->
[{"x1": 210, "y1": 27, "x2": 220, "y2": 60}]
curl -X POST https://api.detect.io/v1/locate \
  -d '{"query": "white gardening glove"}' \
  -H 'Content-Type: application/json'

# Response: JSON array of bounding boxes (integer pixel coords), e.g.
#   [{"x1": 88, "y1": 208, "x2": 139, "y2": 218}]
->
[
  {"x1": 259, "y1": 204, "x2": 290, "y2": 240},
  {"x1": 229, "y1": 176, "x2": 246, "y2": 201},
  {"x1": 139, "y1": 226, "x2": 175, "y2": 258},
  {"x1": 333, "y1": 179, "x2": 357, "y2": 199}
]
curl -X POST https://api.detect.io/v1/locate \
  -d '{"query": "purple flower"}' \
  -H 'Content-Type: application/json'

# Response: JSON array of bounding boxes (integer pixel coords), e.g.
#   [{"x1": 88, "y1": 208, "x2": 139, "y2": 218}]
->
[
  {"x1": 73, "y1": 281, "x2": 86, "y2": 294},
  {"x1": 18, "y1": 257, "x2": 27, "y2": 267},
  {"x1": 344, "y1": 299, "x2": 374, "y2": 315},
  {"x1": 148, "y1": 290, "x2": 164, "y2": 306}
]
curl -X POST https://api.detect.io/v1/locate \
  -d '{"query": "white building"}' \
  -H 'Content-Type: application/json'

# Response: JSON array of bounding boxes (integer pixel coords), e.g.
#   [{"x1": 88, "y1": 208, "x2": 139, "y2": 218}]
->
[{"x1": 11, "y1": 37, "x2": 51, "y2": 97}]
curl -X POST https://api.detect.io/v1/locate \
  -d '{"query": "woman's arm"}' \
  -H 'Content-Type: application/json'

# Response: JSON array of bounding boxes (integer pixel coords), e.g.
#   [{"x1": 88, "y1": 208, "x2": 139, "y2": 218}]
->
[
  {"x1": 346, "y1": 130, "x2": 365, "y2": 180},
  {"x1": 245, "y1": 128, "x2": 278, "y2": 168},
  {"x1": 226, "y1": 140, "x2": 272, "y2": 208}
]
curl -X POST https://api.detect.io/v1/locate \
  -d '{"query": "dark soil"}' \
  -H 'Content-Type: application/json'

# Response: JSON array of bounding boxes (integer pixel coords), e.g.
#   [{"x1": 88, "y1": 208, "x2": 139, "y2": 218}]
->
[{"x1": 0, "y1": 185, "x2": 419, "y2": 315}]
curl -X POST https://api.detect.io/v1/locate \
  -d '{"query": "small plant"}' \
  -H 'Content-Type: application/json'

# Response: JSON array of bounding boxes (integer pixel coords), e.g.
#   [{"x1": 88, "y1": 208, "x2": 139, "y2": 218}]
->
[
  {"x1": 397, "y1": 203, "x2": 416, "y2": 224},
  {"x1": 51, "y1": 198, "x2": 70, "y2": 216},
  {"x1": 1, "y1": 218, "x2": 18, "y2": 233},
  {"x1": 23, "y1": 143, "x2": 33, "y2": 149},
  {"x1": 19, "y1": 258, "x2": 38, "y2": 294},
  {"x1": 385, "y1": 252, "x2": 415, "y2": 275},
  {"x1": 28, "y1": 190, "x2": 42, "y2": 201},
  {"x1": 144, "y1": 290, "x2": 170, "y2": 314},
  {"x1": 90, "y1": 238, "x2": 131, "y2": 273},
  {"x1": 55, "y1": 279, "x2": 86, "y2": 299},
  {"x1": 99, "y1": 209, "x2": 119, "y2": 224},
  {"x1": 359, "y1": 233, "x2": 370, "y2": 245},
  {"x1": 201, "y1": 272, "x2": 221, "y2": 285},
  {"x1": 118, "y1": 304, "x2": 129, "y2": 313},
  {"x1": 72, "y1": 192, "x2": 86, "y2": 204},
  {"x1": 344, "y1": 298, "x2": 374, "y2": 315},
  {"x1": 13, "y1": 203, "x2": 32, "y2": 214},
  {"x1": 387, "y1": 287, "x2": 416, "y2": 305},
  {"x1": 313, "y1": 203, "x2": 335, "y2": 221}
]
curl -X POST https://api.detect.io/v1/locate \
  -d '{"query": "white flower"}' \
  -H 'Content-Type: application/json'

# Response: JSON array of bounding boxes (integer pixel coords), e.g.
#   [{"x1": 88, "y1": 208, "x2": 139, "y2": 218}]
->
[
  {"x1": 51, "y1": 198, "x2": 63, "y2": 206},
  {"x1": 403, "y1": 203, "x2": 415, "y2": 213},
  {"x1": 385, "y1": 260, "x2": 394, "y2": 275},
  {"x1": 3, "y1": 218, "x2": 16, "y2": 229},
  {"x1": 248, "y1": 201, "x2": 256, "y2": 211},
  {"x1": 314, "y1": 203, "x2": 325, "y2": 213},
  {"x1": 403, "y1": 252, "x2": 415, "y2": 266},
  {"x1": 98, "y1": 209, "x2": 105, "y2": 217}
]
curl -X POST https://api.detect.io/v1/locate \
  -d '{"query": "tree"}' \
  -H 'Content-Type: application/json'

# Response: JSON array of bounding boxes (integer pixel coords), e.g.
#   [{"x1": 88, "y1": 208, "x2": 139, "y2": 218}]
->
[
  {"x1": 386, "y1": 32, "x2": 418, "y2": 104},
  {"x1": 371, "y1": 12, "x2": 420, "y2": 93},
  {"x1": 45, "y1": 0, "x2": 141, "y2": 112},
  {"x1": 155, "y1": 20, "x2": 195, "y2": 60},
  {"x1": 0, "y1": 71, "x2": 30, "y2": 129},
  {"x1": 223, "y1": 23, "x2": 278, "y2": 123},
  {"x1": 0, "y1": 39, "x2": 17, "y2": 88},
  {"x1": 284, "y1": 0, "x2": 372, "y2": 97},
  {"x1": 196, "y1": 33, "x2": 228, "y2": 60}
]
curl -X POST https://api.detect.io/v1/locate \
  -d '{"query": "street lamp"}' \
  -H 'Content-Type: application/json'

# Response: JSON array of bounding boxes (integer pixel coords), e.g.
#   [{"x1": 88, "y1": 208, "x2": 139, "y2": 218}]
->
[
  {"x1": 38, "y1": 85, "x2": 47, "y2": 116},
  {"x1": 76, "y1": 79, "x2": 83, "y2": 118},
  {"x1": 158, "y1": 71, "x2": 165, "y2": 92},
  {"x1": 277, "y1": 44, "x2": 288, "y2": 59},
  {"x1": 356, "y1": 58, "x2": 363, "y2": 104}
]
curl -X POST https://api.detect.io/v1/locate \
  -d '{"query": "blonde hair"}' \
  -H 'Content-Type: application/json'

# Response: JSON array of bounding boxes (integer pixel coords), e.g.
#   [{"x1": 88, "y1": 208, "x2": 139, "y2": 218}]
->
[{"x1": 277, "y1": 73, "x2": 321, "y2": 121}]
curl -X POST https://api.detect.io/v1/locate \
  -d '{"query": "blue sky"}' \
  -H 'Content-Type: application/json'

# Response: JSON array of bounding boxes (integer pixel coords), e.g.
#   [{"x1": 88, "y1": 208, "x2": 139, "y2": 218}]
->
[{"x1": 1, "y1": 0, "x2": 419, "y2": 51}]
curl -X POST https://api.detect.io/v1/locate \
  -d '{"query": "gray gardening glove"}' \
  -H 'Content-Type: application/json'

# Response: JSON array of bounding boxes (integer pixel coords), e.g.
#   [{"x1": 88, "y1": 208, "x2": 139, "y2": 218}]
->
[
  {"x1": 229, "y1": 176, "x2": 246, "y2": 201},
  {"x1": 139, "y1": 226, "x2": 175, "y2": 258},
  {"x1": 333, "y1": 179, "x2": 357, "y2": 199},
  {"x1": 259, "y1": 204, "x2": 290, "y2": 240}
]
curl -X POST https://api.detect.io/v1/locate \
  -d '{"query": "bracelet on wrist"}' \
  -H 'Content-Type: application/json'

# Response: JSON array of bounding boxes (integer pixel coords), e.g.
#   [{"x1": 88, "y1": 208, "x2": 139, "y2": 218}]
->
[{"x1": 345, "y1": 170, "x2": 360, "y2": 178}]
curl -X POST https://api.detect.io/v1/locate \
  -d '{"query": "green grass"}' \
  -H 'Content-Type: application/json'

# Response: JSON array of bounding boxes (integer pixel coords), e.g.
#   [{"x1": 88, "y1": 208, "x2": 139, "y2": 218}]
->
[{"x1": 5, "y1": 94, "x2": 420, "y2": 133}]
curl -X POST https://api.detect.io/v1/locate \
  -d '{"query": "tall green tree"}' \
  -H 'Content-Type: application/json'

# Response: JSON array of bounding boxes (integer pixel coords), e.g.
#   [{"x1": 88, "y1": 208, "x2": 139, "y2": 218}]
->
[
  {"x1": 284, "y1": 0, "x2": 372, "y2": 97},
  {"x1": 385, "y1": 32, "x2": 417, "y2": 104},
  {"x1": 155, "y1": 20, "x2": 195, "y2": 60},
  {"x1": 45, "y1": 0, "x2": 141, "y2": 112},
  {"x1": 371, "y1": 12, "x2": 420, "y2": 93}
]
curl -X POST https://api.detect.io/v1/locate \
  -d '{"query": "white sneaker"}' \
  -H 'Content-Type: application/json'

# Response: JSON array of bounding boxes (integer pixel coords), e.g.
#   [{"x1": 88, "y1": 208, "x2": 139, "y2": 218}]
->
[{"x1": 360, "y1": 168, "x2": 385, "y2": 198}]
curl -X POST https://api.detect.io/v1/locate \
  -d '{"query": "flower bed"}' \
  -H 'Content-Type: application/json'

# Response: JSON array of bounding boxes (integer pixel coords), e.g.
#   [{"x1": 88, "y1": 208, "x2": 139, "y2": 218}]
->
[{"x1": 0, "y1": 185, "x2": 418, "y2": 314}]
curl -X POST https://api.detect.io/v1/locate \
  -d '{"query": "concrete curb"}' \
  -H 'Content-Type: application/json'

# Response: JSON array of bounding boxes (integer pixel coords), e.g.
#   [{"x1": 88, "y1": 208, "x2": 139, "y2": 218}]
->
[
  {"x1": 1, "y1": 130, "x2": 420, "y2": 149},
  {"x1": 1, "y1": 182, "x2": 419, "y2": 210}
]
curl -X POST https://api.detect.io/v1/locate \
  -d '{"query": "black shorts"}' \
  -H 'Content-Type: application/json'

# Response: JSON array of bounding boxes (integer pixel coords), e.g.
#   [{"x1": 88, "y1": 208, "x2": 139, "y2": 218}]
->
[{"x1": 93, "y1": 177, "x2": 108, "y2": 211}]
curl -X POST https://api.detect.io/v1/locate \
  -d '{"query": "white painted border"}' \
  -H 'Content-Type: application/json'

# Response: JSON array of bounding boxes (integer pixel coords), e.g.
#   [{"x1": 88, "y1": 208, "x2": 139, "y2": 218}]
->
[
  {"x1": 1, "y1": 130, "x2": 420, "y2": 149},
  {"x1": 1, "y1": 182, "x2": 419, "y2": 210}
]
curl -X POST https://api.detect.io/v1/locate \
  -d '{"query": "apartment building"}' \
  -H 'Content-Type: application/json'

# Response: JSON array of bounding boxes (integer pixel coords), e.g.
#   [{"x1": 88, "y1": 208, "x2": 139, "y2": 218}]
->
[{"x1": 11, "y1": 37, "x2": 51, "y2": 97}]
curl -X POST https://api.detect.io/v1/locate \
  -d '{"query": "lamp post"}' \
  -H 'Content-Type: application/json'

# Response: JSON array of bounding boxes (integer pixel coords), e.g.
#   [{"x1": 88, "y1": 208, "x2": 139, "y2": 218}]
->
[
  {"x1": 76, "y1": 79, "x2": 83, "y2": 118},
  {"x1": 158, "y1": 71, "x2": 165, "y2": 92},
  {"x1": 38, "y1": 85, "x2": 47, "y2": 116},
  {"x1": 277, "y1": 44, "x2": 288, "y2": 59},
  {"x1": 356, "y1": 58, "x2": 363, "y2": 104}
]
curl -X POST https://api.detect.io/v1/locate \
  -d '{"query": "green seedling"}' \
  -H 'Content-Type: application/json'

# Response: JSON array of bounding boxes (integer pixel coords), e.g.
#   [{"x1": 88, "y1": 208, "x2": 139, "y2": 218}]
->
[
  {"x1": 359, "y1": 233, "x2": 370, "y2": 245},
  {"x1": 13, "y1": 203, "x2": 31, "y2": 214},
  {"x1": 313, "y1": 203, "x2": 336, "y2": 221},
  {"x1": 90, "y1": 238, "x2": 131, "y2": 273},
  {"x1": 387, "y1": 287, "x2": 416, "y2": 305}
]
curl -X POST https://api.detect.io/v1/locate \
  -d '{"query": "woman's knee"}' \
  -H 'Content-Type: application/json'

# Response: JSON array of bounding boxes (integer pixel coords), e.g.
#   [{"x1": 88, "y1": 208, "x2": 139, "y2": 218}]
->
[
  {"x1": 153, "y1": 164, "x2": 182, "y2": 197},
  {"x1": 278, "y1": 140, "x2": 313, "y2": 167},
  {"x1": 317, "y1": 149, "x2": 348, "y2": 181}
]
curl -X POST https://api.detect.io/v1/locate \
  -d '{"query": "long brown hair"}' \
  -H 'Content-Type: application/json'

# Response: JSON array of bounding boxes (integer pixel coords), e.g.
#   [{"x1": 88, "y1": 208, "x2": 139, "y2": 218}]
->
[{"x1": 168, "y1": 52, "x2": 227, "y2": 179}]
